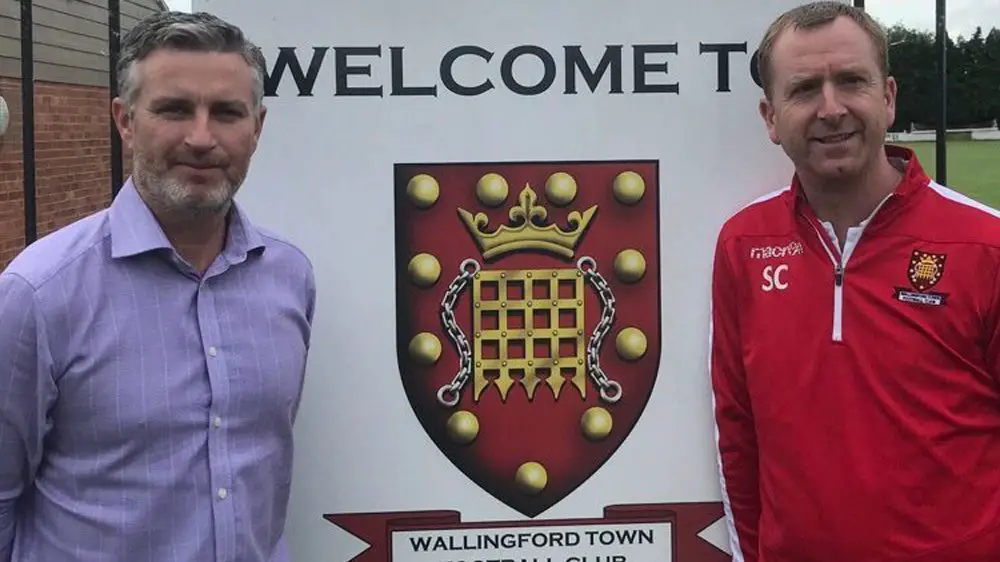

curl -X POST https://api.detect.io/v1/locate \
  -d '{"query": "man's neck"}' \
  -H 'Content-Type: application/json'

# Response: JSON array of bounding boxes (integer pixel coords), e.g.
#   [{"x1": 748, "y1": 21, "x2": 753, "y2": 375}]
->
[
  {"x1": 154, "y1": 206, "x2": 230, "y2": 275},
  {"x1": 799, "y1": 156, "x2": 904, "y2": 250}
]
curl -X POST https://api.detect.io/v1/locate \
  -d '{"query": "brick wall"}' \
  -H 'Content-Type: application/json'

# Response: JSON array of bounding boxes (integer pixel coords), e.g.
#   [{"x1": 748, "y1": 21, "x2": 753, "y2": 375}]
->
[
  {"x1": 0, "y1": 77, "x2": 132, "y2": 270},
  {"x1": 0, "y1": 77, "x2": 25, "y2": 269}
]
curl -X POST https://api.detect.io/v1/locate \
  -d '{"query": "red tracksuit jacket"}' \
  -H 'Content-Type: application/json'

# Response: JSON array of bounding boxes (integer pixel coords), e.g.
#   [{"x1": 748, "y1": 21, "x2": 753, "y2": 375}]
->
[{"x1": 711, "y1": 145, "x2": 1000, "y2": 562}]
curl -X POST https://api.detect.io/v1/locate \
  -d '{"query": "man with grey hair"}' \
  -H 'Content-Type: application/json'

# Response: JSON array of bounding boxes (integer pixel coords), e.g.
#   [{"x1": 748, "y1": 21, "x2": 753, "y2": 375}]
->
[
  {"x1": 711, "y1": 1, "x2": 1000, "y2": 561},
  {"x1": 0, "y1": 10, "x2": 315, "y2": 562}
]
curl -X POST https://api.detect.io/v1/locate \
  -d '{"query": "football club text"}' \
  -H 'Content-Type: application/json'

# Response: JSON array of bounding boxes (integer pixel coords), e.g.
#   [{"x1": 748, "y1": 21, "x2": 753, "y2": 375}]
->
[
  {"x1": 408, "y1": 528, "x2": 654, "y2": 551},
  {"x1": 394, "y1": 524, "x2": 666, "y2": 562}
]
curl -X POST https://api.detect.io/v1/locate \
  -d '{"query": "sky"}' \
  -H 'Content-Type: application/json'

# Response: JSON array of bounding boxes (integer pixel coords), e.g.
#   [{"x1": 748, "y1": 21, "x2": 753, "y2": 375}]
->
[
  {"x1": 163, "y1": 0, "x2": 1000, "y2": 38},
  {"x1": 867, "y1": 0, "x2": 1000, "y2": 37},
  {"x1": 164, "y1": 0, "x2": 191, "y2": 11}
]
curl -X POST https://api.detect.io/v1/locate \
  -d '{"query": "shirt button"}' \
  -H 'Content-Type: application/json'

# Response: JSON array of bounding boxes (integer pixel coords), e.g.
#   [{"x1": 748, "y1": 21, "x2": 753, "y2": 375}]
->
[
  {"x1": 208, "y1": 346, "x2": 218, "y2": 357},
  {"x1": 212, "y1": 415, "x2": 222, "y2": 428},
  {"x1": 217, "y1": 488, "x2": 228, "y2": 500}
]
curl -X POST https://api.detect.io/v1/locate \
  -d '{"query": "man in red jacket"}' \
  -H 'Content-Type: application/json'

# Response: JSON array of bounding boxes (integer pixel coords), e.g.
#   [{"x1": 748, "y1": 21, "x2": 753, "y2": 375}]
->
[{"x1": 710, "y1": 2, "x2": 1000, "y2": 561}]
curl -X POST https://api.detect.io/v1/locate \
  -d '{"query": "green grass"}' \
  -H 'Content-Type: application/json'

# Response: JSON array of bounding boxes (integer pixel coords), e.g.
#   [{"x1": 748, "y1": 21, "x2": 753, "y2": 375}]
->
[{"x1": 897, "y1": 140, "x2": 1000, "y2": 208}]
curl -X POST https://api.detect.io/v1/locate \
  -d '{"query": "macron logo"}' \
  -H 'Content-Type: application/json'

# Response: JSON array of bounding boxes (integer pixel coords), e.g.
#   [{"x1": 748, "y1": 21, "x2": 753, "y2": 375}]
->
[{"x1": 749, "y1": 241, "x2": 803, "y2": 260}]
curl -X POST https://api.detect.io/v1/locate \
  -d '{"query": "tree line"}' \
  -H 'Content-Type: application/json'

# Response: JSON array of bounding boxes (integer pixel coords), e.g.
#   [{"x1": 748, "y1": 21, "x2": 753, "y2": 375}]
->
[{"x1": 885, "y1": 23, "x2": 1000, "y2": 131}]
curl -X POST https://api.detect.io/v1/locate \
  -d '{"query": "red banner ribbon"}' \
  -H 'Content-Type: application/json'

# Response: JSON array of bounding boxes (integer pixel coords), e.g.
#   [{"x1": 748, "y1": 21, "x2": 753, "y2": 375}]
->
[{"x1": 325, "y1": 502, "x2": 729, "y2": 562}]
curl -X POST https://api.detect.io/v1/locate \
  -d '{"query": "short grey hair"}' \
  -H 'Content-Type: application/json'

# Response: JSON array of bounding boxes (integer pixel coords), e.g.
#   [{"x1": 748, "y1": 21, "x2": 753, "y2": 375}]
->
[{"x1": 116, "y1": 11, "x2": 267, "y2": 110}]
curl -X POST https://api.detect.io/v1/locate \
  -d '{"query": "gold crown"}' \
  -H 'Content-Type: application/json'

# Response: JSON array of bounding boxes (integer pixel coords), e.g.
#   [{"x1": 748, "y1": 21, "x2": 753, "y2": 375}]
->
[{"x1": 458, "y1": 184, "x2": 597, "y2": 260}]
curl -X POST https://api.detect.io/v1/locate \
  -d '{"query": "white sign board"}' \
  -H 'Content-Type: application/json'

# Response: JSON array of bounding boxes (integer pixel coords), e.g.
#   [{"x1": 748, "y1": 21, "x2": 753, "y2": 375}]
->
[{"x1": 193, "y1": 1, "x2": 814, "y2": 560}]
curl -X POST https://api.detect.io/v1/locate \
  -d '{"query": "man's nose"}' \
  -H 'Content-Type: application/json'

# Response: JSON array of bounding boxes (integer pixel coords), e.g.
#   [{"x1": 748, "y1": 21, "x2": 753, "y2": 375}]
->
[
  {"x1": 184, "y1": 109, "x2": 217, "y2": 151},
  {"x1": 817, "y1": 82, "x2": 848, "y2": 121}
]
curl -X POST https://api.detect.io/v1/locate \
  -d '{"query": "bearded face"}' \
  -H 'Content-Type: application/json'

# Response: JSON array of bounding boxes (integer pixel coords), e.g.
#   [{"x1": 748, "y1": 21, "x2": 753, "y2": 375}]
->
[{"x1": 113, "y1": 49, "x2": 265, "y2": 218}]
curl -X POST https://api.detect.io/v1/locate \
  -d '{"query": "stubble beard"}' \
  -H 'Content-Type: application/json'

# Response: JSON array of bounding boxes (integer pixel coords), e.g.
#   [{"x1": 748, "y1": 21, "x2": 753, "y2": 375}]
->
[{"x1": 133, "y1": 151, "x2": 243, "y2": 221}]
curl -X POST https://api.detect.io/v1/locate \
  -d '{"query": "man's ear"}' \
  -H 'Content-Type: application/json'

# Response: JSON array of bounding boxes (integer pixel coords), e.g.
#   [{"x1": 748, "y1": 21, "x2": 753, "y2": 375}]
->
[
  {"x1": 254, "y1": 104, "x2": 267, "y2": 141},
  {"x1": 884, "y1": 75, "x2": 898, "y2": 128},
  {"x1": 111, "y1": 97, "x2": 134, "y2": 148},
  {"x1": 759, "y1": 96, "x2": 780, "y2": 145},
  {"x1": 247, "y1": 104, "x2": 267, "y2": 158}
]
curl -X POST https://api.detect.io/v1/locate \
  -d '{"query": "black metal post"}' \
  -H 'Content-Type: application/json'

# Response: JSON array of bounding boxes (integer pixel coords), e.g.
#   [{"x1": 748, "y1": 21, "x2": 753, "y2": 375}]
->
[
  {"x1": 20, "y1": 0, "x2": 36, "y2": 245},
  {"x1": 109, "y1": 0, "x2": 124, "y2": 197},
  {"x1": 935, "y1": 0, "x2": 948, "y2": 185},
  {"x1": 854, "y1": 0, "x2": 865, "y2": 9}
]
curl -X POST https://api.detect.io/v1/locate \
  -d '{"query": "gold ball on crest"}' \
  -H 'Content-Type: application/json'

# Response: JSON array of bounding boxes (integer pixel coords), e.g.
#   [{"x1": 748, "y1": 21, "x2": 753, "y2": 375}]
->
[
  {"x1": 580, "y1": 407, "x2": 613, "y2": 441},
  {"x1": 613, "y1": 171, "x2": 645, "y2": 205},
  {"x1": 615, "y1": 327, "x2": 647, "y2": 361},
  {"x1": 515, "y1": 461, "x2": 548, "y2": 495},
  {"x1": 476, "y1": 173, "x2": 509, "y2": 207},
  {"x1": 408, "y1": 332, "x2": 442, "y2": 365},
  {"x1": 408, "y1": 253, "x2": 441, "y2": 287},
  {"x1": 545, "y1": 172, "x2": 577, "y2": 206},
  {"x1": 407, "y1": 174, "x2": 439, "y2": 208},
  {"x1": 614, "y1": 249, "x2": 646, "y2": 283},
  {"x1": 446, "y1": 410, "x2": 480, "y2": 445}
]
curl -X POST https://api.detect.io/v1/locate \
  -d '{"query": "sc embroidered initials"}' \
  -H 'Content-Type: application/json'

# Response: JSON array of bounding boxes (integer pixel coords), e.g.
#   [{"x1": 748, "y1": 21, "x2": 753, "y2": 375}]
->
[{"x1": 762, "y1": 264, "x2": 789, "y2": 292}]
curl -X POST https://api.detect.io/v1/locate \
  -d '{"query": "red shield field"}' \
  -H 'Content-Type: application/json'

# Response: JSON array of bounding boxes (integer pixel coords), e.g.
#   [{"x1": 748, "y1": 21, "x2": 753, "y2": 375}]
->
[{"x1": 394, "y1": 160, "x2": 661, "y2": 517}]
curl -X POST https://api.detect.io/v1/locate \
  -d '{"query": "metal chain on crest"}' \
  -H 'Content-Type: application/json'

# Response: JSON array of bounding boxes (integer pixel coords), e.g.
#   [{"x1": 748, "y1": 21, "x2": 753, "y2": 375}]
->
[
  {"x1": 577, "y1": 256, "x2": 623, "y2": 403},
  {"x1": 437, "y1": 258, "x2": 480, "y2": 407}
]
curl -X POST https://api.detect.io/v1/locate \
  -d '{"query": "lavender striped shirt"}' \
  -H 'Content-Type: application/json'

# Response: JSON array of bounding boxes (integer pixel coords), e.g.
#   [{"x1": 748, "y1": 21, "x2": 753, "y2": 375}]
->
[{"x1": 0, "y1": 178, "x2": 316, "y2": 561}]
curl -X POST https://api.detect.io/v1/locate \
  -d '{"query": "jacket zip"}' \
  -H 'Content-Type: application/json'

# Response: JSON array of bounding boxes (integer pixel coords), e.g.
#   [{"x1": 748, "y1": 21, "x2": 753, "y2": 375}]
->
[
  {"x1": 803, "y1": 194, "x2": 894, "y2": 343},
  {"x1": 833, "y1": 262, "x2": 845, "y2": 339},
  {"x1": 808, "y1": 220, "x2": 847, "y2": 341}
]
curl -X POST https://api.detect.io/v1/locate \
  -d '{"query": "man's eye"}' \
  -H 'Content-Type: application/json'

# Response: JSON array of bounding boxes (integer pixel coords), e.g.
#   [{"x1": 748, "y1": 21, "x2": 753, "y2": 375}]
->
[
  {"x1": 791, "y1": 84, "x2": 814, "y2": 96},
  {"x1": 839, "y1": 73, "x2": 867, "y2": 83},
  {"x1": 156, "y1": 106, "x2": 189, "y2": 116},
  {"x1": 214, "y1": 107, "x2": 246, "y2": 119}
]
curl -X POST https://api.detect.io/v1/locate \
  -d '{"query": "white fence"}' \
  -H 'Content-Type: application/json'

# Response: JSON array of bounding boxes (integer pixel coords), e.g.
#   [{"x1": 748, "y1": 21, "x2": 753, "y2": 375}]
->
[{"x1": 887, "y1": 120, "x2": 1000, "y2": 142}]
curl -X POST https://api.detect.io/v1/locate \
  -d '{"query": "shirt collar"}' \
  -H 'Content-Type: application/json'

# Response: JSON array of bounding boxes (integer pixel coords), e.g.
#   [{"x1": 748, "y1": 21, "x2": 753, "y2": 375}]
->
[{"x1": 109, "y1": 177, "x2": 266, "y2": 262}]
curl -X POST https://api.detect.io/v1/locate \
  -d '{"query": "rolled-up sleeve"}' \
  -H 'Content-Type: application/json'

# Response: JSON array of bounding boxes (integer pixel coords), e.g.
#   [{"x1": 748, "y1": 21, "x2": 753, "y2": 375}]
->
[{"x1": 0, "y1": 272, "x2": 57, "y2": 561}]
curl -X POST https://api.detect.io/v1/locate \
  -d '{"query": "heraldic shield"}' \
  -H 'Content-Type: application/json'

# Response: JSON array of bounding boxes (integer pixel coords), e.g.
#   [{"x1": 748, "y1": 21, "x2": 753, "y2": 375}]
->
[{"x1": 394, "y1": 161, "x2": 661, "y2": 518}]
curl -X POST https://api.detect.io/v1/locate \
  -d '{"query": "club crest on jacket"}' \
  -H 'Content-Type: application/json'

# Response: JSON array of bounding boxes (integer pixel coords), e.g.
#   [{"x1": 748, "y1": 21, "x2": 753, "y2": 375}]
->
[
  {"x1": 895, "y1": 249, "x2": 948, "y2": 306},
  {"x1": 907, "y1": 250, "x2": 947, "y2": 292}
]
